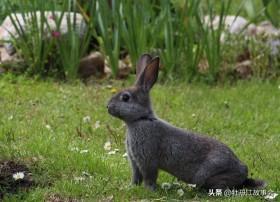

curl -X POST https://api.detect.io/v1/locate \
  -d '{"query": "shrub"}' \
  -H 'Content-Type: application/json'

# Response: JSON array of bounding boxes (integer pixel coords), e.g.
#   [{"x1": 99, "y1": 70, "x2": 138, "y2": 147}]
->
[
  {"x1": 1, "y1": 0, "x2": 279, "y2": 82},
  {"x1": 3, "y1": 0, "x2": 91, "y2": 80}
]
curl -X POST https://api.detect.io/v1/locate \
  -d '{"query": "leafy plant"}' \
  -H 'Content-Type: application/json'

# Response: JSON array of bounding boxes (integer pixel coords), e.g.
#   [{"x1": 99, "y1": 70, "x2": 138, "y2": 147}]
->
[
  {"x1": 119, "y1": 0, "x2": 158, "y2": 71},
  {"x1": 200, "y1": 0, "x2": 233, "y2": 83},
  {"x1": 94, "y1": 0, "x2": 121, "y2": 77},
  {"x1": 159, "y1": 0, "x2": 202, "y2": 81},
  {"x1": 4, "y1": 0, "x2": 90, "y2": 79},
  {"x1": 263, "y1": 0, "x2": 280, "y2": 27}
]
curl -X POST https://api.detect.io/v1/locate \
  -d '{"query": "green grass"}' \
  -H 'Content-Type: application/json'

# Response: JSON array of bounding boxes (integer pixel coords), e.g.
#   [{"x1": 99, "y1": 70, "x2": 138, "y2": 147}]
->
[{"x1": 0, "y1": 75, "x2": 279, "y2": 201}]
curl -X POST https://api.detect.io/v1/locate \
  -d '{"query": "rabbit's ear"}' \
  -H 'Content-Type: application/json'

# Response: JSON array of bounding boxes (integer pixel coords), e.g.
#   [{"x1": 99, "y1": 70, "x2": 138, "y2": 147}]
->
[
  {"x1": 136, "y1": 57, "x2": 160, "y2": 91},
  {"x1": 136, "y1": 54, "x2": 152, "y2": 79}
]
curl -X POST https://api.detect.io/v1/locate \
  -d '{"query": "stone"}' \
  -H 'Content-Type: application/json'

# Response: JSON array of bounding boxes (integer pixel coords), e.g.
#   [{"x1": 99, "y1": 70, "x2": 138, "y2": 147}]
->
[
  {"x1": 117, "y1": 55, "x2": 131, "y2": 79},
  {"x1": 234, "y1": 60, "x2": 253, "y2": 79},
  {"x1": 78, "y1": 52, "x2": 105, "y2": 80},
  {"x1": 104, "y1": 54, "x2": 132, "y2": 79},
  {"x1": 198, "y1": 58, "x2": 209, "y2": 73},
  {"x1": 0, "y1": 46, "x2": 14, "y2": 63},
  {"x1": 256, "y1": 21, "x2": 280, "y2": 37},
  {"x1": 267, "y1": 38, "x2": 280, "y2": 56},
  {"x1": 247, "y1": 21, "x2": 280, "y2": 37},
  {"x1": 0, "y1": 11, "x2": 87, "y2": 55},
  {"x1": 204, "y1": 16, "x2": 249, "y2": 34}
]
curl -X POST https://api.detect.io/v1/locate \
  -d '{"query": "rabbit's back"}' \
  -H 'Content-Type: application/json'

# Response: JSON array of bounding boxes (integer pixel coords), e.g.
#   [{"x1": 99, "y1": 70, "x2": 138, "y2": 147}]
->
[
  {"x1": 127, "y1": 118, "x2": 246, "y2": 184},
  {"x1": 156, "y1": 120, "x2": 236, "y2": 179}
]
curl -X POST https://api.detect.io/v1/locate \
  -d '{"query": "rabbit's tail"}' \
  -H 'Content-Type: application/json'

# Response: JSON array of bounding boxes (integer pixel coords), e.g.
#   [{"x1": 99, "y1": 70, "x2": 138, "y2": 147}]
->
[{"x1": 242, "y1": 178, "x2": 267, "y2": 189}]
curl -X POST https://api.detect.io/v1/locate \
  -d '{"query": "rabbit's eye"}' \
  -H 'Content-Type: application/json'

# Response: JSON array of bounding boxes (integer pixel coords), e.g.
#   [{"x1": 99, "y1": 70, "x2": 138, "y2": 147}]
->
[{"x1": 121, "y1": 93, "x2": 130, "y2": 102}]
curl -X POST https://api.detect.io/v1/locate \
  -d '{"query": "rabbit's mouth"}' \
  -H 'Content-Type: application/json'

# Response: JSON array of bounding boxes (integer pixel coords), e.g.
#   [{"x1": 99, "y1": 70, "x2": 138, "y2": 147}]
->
[{"x1": 107, "y1": 103, "x2": 121, "y2": 118}]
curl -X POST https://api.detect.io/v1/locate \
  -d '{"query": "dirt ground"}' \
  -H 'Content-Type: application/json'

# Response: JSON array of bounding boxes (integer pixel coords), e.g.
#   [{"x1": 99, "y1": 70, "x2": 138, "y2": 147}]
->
[{"x1": 0, "y1": 160, "x2": 34, "y2": 199}]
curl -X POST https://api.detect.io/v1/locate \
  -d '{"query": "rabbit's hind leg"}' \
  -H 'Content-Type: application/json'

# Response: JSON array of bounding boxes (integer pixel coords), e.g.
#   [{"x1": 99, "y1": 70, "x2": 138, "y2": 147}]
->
[
  {"x1": 192, "y1": 159, "x2": 227, "y2": 188},
  {"x1": 202, "y1": 170, "x2": 247, "y2": 190}
]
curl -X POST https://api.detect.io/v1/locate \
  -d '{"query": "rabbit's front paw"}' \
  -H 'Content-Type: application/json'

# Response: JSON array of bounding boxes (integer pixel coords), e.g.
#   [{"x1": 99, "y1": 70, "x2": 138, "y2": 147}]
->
[{"x1": 132, "y1": 174, "x2": 143, "y2": 185}]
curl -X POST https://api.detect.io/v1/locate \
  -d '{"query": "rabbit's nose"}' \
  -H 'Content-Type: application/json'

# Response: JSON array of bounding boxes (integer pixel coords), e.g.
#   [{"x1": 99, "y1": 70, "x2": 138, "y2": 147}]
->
[{"x1": 107, "y1": 103, "x2": 112, "y2": 109}]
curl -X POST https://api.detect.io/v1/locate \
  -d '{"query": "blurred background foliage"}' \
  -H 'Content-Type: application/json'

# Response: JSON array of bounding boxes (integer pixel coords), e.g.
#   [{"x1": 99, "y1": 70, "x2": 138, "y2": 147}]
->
[{"x1": 0, "y1": 0, "x2": 279, "y2": 83}]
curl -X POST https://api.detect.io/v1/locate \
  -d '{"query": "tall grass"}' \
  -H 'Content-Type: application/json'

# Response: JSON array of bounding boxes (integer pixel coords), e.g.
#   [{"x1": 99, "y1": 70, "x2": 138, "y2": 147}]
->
[
  {"x1": 263, "y1": 0, "x2": 280, "y2": 27},
  {"x1": 3, "y1": 0, "x2": 91, "y2": 79},
  {"x1": 119, "y1": 0, "x2": 159, "y2": 71},
  {"x1": 2, "y1": 0, "x2": 275, "y2": 81},
  {"x1": 159, "y1": 0, "x2": 203, "y2": 81},
  {"x1": 94, "y1": 0, "x2": 121, "y2": 77},
  {"x1": 201, "y1": 0, "x2": 233, "y2": 83}
]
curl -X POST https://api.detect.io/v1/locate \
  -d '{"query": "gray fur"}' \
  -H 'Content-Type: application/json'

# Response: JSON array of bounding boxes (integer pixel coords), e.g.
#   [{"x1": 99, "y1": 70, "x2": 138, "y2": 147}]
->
[{"x1": 107, "y1": 54, "x2": 265, "y2": 191}]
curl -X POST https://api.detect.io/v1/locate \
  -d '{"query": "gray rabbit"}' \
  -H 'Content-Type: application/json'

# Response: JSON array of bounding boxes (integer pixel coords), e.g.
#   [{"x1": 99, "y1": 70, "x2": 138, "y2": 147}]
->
[{"x1": 107, "y1": 54, "x2": 266, "y2": 191}]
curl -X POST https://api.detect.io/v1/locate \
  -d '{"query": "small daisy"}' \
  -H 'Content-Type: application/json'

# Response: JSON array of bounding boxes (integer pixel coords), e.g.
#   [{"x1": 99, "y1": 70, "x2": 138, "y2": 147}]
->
[
  {"x1": 82, "y1": 171, "x2": 91, "y2": 177},
  {"x1": 172, "y1": 182, "x2": 181, "y2": 187},
  {"x1": 161, "y1": 182, "x2": 172, "y2": 190},
  {"x1": 45, "y1": 124, "x2": 51, "y2": 130},
  {"x1": 264, "y1": 192, "x2": 278, "y2": 200},
  {"x1": 104, "y1": 141, "x2": 112, "y2": 151},
  {"x1": 94, "y1": 121, "x2": 101, "y2": 129},
  {"x1": 187, "y1": 183, "x2": 196, "y2": 188},
  {"x1": 70, "y1": 147, "x2": 79, "y2": 152},
  {"x1": 80, "y1": 149, "x2": 89, "y2": 154},
  {"x1": 83, "y1": 116, "x2": 91, "y2": 123},
  {"x1": 12, "y1": 172, "x2": 24, "y2": 180},
  {"x1": 74, "y1": 176, "x2": 85, "y2": 182},
  {"x1": 177, "y1": 188, "x2": 184, "y2": 197},
  {"x1": 108, "y1": 150, "x2": 116, "y2": 155}
]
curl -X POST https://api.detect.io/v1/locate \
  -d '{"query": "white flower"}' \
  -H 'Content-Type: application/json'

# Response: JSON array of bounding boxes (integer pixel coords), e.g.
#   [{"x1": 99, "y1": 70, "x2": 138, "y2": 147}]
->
[
  {"x1": 12, "y1": 172, "x2": 24, "y2": 180},
  {"x1": 177, "y1": 188, "x2": 184, "y2": 197},
  {"x1": 104, "y1": 141, "x2": 112, "y2": 151},
  {"x1": 108, "y1": 149, "x2": 119, "y2": 155},
  {"x1": 70, "y1": 147, "x2": 80, "y2": 152},
  {"x1": 223, "y1": 100, "x2": 230, "y2": 107},
  {"x1": 82, "y1": 171, "x2": 91, "y2": 177},
  {"x1": 45, "y1": 124, "x2": 51, "y2": 130},
  {"x1": 191, "y1": 113, "x2": 196, "y2": 118},
  {"x1": 108, "y1": 150, "x2": 116, "y2": 155},
  {"x1": 74, "y1": 176, "x2": 86, "y2": 182},
  {"x1": 83, "y1": 116, "x2": 91, "y2": 123},
  {"x1": 161, "y1": 182, "x2": 172, "y2": 190},
  {"x1": 8, "y1": 115, "x2": 13, "y2": 120},
  {"x1": 80, "y1": 149, "x2": 89, "y2": 154},
  {"x1": 122, "y1": 152, "x2": 128, "y2": 158},
  {"x1": 187, "y1": 183, "x2": 196, "y2": 188},
  {"x1": 94, "y1": 121, "x2": 101, "y2": 129},
  {"x1": 172, "y1": 182, "x2": 181, "y2": 187},
  {"x1": 264, "y1": 192, "x2": 278, "y2": 200}
]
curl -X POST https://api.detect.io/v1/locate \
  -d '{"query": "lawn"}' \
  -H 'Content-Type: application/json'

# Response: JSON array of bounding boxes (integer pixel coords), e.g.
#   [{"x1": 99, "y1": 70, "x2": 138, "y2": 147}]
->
[{"x1": 0, "y1": 75, "x2": 279, "y2": 201}]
